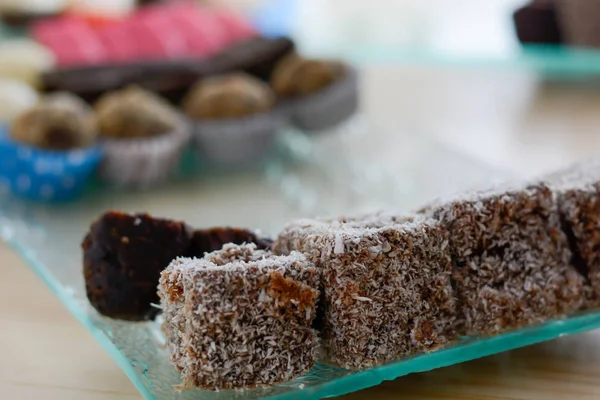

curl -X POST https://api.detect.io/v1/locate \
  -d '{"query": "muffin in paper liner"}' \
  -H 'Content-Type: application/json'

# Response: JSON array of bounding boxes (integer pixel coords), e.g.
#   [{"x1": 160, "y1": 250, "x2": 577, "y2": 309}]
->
[
  {"x1": 99, "y1": 122, "x2": 191, "y2": 188},
  {"x1": 0, "y1": 124, "x2": 102, "y2": 202},
  {"x1": 283, "y1": 66, "x2": 359, "y2": 132},
  {"x1": 191, "y1": 110, "x2": 284, "y2": 167},
  {"x1": 557, "y1": 0, "x2": 600, "y2": 48}
]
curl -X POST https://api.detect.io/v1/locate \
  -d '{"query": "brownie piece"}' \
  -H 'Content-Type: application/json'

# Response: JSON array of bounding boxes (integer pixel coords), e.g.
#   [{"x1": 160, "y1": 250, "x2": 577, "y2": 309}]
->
[
  {"x1": 543, "y1": 157, "x2": 600, "y2": 306},
  {"x1": 82, "y1": 210, "x2": 275, "y2": 320},
  {"x1": 187, "y1": 226, "x2": 272, "y2": 257},
  {"x1": 82, "y1": 211, "x2": 192, "y2": 320},
  {"x1": 513, "y1": 1, "x2": 563, "y2": 45},
  {"x1": 159, "y1": 244, "x2": 320, "y2": 389},
  {"x1": 421, "y1": 183, "x2": 585, "y2": 335},
  {"x1": 274, "y1": 214, "x2": 455, "y2": 370}
]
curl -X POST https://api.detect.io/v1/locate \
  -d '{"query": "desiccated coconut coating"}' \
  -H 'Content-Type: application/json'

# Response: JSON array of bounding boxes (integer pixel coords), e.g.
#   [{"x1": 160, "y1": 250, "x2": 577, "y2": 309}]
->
[
  {"x1": 274, "y1": 215, "x2": 455, "y2": 370},
  {"x1": 158, "y1": 243, "x2": 320, "y2": 390},
  {"x1": 542, "y1": 156, "x2": 600, "y2": 306},
  {"x1": 272, "y1": 211, "x2": 409, "y2": 256},
  {"x1": 421, "y1": 182, "x2": 585, "y2": 335}
]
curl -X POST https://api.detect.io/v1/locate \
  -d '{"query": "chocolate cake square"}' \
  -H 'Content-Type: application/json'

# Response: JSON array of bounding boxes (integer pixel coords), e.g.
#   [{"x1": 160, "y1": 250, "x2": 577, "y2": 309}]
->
[
  {"x1": 82, "y1": 211, "x2": 192, "y2": 321},
  {"x1": 543, "y1": 157, "x2": 600, "y2": 306},
  {"x1": 422, "y1": 183, "x2": 585, "y2": 335},
  {"x1": 158, "y1": 244, "x2": 320, "y2": 390},
  {"x1": 275, "y1": 215, "x2": 455, "y2": 370}
]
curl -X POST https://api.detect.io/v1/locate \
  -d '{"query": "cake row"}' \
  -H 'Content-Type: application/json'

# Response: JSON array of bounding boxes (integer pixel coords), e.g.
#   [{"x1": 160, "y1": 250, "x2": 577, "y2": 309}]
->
[{"x1": 82, "y1": 155, "x2": 600, "y2": 390}]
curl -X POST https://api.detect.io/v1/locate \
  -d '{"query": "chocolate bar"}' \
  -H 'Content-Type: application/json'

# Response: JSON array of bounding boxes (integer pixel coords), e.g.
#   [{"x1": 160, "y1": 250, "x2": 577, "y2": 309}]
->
[{"x1": 42, "y1": 37, "x2": 295, "y2": 103}]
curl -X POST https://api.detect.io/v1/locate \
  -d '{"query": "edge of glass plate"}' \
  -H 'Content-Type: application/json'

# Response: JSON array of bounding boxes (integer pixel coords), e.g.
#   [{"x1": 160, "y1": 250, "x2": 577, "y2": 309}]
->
[
  {"x1": 5, "y1": 237, "x2": 157, "y2": 400},
  {"x1": 266, "y1": 311, "x2": 600, "y2": 399}
]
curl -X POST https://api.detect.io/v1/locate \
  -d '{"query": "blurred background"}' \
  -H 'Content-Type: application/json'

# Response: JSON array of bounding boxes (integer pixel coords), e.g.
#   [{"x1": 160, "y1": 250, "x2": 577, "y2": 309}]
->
[{"x1": 2, "y1": 0, "x2": 600, "y2": 217}]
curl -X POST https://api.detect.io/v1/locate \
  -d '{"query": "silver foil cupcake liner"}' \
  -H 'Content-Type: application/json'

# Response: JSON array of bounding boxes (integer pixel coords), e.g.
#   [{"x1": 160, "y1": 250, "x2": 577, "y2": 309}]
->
[
  {"x1": 99, "y1": 123, "x2": 191, "y2": 187},
  {"x1": 558, "y1": 0, "x2": 600, "y2": 48},
  {"x1": 284, "y1": 66, "x2": 360, "y2": 133},
  {"x1": 191, "y1": 110, "x2": 284, "y2": 167}
]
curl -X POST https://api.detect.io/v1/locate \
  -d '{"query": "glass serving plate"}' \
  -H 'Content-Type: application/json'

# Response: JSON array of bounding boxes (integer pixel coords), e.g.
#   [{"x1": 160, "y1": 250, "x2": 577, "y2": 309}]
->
[{"x1": 4, "y1": 115, "x2": 600, "y2": 400}]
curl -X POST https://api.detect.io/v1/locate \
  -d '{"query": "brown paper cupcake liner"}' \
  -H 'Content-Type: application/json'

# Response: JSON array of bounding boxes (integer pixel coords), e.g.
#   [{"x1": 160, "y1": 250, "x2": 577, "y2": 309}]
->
[
  {"x1": 283, "y1": 66, "x2": 359, "y2": 132},
  {"x1": 99, "y1": 122, "x2": 191, "y2": 187},
  {"x1": 557, "y1": 0, "x2": 600, "y2": 48},
  {"x1": 191, "y1": 109, "x2": 284, "y2": 167}
]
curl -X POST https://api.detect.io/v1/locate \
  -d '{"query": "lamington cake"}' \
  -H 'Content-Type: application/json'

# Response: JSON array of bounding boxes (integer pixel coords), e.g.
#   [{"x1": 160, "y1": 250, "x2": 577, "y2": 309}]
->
[
  {"x1": 421, "y1": 182, "x2": 585, "y2": 335},
  {"x1": 274, "y1": 214, "x2": 455, "y2": 370},
  {"x1": 543, "y1": 156, "x2": 600, "y2": 306},
  {"x1": 158, "y1": 243, "x2": 320, "y2": 390}
]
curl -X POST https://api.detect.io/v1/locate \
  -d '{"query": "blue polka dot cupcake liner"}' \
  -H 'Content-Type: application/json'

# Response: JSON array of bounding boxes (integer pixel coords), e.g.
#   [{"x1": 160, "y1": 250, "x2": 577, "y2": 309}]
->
[{"x1": 0, "y1": 126, "x2": 103, "y2": 202}]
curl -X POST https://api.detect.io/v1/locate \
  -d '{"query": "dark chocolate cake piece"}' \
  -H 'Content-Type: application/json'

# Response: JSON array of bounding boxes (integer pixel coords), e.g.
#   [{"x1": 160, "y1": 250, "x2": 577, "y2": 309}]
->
[
  {"x1": 187, "y1": 226, "x2": 272, "y2": 257},
  {"x1": 82, "y1": 211, "x2": 192, "y2": 321},
  {"x1": 83, "y1": 211, "x2": 275, "y2": 320}
]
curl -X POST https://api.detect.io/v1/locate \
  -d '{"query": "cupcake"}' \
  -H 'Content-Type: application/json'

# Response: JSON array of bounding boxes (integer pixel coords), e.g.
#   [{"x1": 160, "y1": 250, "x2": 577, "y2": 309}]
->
[
  {"x1": 182, "y1": 72, "x2": 283, "y2": 167},
  {"x1": 70, "y1": 0, "x2": 136, "y2": 17},
  {"x1": 95, "y1": 86, "x2": 190, "y2": 187},
  {"x1": 0, "y1": 0, "x2": 69, "y2": 27},
  {"x1": 270, "y1": 53, "x2": 359, "y2": 132},
  {"x1": 0, "y1": 79, "x2": 39, "y2": 126},
  {"x1": 0, "y1": 39, "x2": 56, "y2": 88},
  {"x1": 0, "y1": 93, "x2": 102, "y2": 202}
]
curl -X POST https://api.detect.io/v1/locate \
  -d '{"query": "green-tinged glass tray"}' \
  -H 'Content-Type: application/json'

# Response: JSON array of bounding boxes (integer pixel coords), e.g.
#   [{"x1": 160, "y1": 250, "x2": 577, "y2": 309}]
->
[{"x1": 4, "y1": 120, "x2": 600, "y2": 400}]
